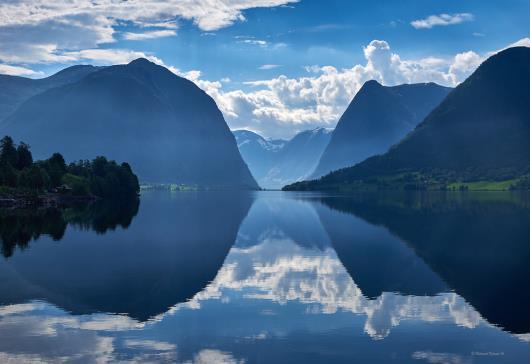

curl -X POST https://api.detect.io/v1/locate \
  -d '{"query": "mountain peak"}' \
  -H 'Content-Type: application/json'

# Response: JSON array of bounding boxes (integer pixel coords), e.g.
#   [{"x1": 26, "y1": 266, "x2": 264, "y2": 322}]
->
[
  {"x1": 490, "y1": 46, "x2": 530, "y2": 62},
  {"x1": 296, "y1": 45, "x2": 530, "y2": 190},
  {"x1": 128, "y1": 58, "x2": 157, "y2": 67},
  {"x1": 310, "y1": 80, "x2": 451, "y2": 178},
  {"x1": 2, "y1": 58, "x2": 259, "y2": 189},
  {"x1": 472, "y1": 46, "x2": 530, "y2": 80},
  {"x1": 362, "y1": 79, "x2": 383, "y2": 89}
]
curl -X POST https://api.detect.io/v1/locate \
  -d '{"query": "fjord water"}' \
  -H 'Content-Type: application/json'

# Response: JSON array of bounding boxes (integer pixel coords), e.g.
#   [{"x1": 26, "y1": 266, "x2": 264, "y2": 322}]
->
[{"x1": 0, "y1": 192, "x2": 529, "y2": 363}]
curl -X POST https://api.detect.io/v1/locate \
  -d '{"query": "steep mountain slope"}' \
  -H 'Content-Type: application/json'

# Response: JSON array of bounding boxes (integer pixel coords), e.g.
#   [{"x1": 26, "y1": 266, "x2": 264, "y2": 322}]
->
[
  {"x1": 234, "y1": 127, "x2": 331, "y2": 189},
  {"x1": 286, "y1": 47, "x2": 530, "y2": 191},
  {"x1": 233, "y1": 130, "x2": 286, "y2": 184},
  {"x1": 1, "y1": 59, "x2": 258, "y2": 189},
  {"x1": 311, "y1": 81, "x2": 452, "y2": 178},
  {"x1": 0, "y1": 65, "x2": 100, "y2": 122}
]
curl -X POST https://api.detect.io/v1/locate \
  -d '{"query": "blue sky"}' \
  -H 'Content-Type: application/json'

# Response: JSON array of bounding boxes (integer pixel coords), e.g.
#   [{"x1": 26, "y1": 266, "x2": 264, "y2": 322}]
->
[{"x1": 1, "y1": 0, "x2": 529, "y2": 138}]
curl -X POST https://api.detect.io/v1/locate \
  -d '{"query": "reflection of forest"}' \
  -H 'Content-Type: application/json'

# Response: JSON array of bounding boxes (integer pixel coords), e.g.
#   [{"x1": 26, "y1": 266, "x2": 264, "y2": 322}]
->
[
  {"x1": 0, "y1": 198, "x2": 139, "y2": 258},
  {"x1": 0, "y1": 192, "x2": 253, "y2": 321}
]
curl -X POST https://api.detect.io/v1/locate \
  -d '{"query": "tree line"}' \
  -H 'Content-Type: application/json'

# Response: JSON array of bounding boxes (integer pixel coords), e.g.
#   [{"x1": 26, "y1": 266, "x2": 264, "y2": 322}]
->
[{"x1": 0, "y1": 136, "x2": 139, "y2": 199}]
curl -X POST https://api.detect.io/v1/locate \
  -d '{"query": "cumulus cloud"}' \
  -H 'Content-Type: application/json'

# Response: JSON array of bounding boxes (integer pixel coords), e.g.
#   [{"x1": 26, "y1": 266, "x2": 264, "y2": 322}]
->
[
  {"x1": 411, "y1": 13, "x2": 474, "y2": 29},
  {"x1": 185, "y1": 39, "x2": 491, "y2": 138},
  {"x1": 181, "y1": 37, "x2": 530, "y2": 138},
  {"x1": 0, "y1": 0, "x2": 297, "y2": 64},
  {"x1": 448, "y1": 51, "x2": 482, "y2": 84}
]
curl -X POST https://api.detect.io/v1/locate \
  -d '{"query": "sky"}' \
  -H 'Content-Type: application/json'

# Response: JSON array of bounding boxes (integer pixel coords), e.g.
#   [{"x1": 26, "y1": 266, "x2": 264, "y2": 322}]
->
[{"x1": 1, "y1": 0, "x2": 529, "y2": 139}]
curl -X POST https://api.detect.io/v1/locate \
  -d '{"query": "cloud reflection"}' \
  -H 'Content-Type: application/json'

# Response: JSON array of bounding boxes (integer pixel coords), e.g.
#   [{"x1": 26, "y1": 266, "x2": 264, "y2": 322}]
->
[{"x1": 176, "y1": 235, "x2": 482, "y2": 339}]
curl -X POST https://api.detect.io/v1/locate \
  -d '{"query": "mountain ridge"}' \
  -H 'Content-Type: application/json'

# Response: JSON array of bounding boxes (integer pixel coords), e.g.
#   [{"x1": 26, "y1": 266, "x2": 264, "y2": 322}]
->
[
  {"x1": 311, "y1": 80, "x2": 452, "y2": 178},
  {"x1": 285, "y1": 46, "x2": 530, "y2": 191},
  {"x1": 2, "y1": 58, "x2": 258, "y2": 189},
  {"x1": 0, "y1": 65, "x2": 100, "y2": 122}
]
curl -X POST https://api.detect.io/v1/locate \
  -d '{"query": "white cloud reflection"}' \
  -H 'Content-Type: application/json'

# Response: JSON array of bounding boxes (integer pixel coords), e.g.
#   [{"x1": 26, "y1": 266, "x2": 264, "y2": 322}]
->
[{"x1": 174, "y1": 236, "x2": 482, "y2": 339}]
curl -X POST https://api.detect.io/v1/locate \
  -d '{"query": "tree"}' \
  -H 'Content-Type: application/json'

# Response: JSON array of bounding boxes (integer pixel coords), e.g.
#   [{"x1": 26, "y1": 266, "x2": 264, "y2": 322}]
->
[
  {"x1": 92, "y1": 156, "x2": 109, "y2": 177},
  {"x1": 0, "y1": 162, "x2": 17, "y2": 187},
  {"x1": 0, "y1": 136, "x2": 140, "y2": 199},
  {"x1": 20, "y1": 165, "x2": 50, "y2": 191},
  {"x1": 44, "y1": 153, "x2": 67, "y2": 187},
  {"x1": 16, "y1": 142, "x2": 33, "y2": 170},
  {"x1": 0, "y1": 136, "x2": 18, "y2": 167},
  {"x1": 48, "y1": 153, "x2": 67, "y2": 172},
  {"x1": 119, "y1": 162, "x2": 140, "y2": 196}
]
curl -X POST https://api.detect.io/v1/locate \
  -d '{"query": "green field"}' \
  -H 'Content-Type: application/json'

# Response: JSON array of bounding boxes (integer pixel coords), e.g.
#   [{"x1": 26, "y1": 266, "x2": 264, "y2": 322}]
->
[{"x1": 447, "y1": 180, "x2": 517, "y2": 191}]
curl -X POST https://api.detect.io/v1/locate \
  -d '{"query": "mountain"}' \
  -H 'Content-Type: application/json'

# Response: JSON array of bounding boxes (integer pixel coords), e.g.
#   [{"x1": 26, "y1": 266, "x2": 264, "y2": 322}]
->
[
  {"x1": 285, "y1": 46, "x2": 530, "y2": 191},
  {"x1": 311, "y1": 81, "x2": 452, "y2": 178},
  {"x1": 1, "y1": 58, "x2": 258, "y2": 189},
  {"x1": 234, "y1": 127, "x2": 332, "y2": 189},
  {"x1": 268, "y1": 128, "x2": 333, "y2": 187},
  {"x1": 233, "y1": 129, "x2": 286, "y2": 185},
  {"x1": 0, "y1": 65, "x2": 100, "y2": 122}
]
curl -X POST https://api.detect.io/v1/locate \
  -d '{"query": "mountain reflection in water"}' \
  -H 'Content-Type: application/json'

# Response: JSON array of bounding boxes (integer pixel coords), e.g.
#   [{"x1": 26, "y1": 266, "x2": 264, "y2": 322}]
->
[
  {"x1": 317, "y1": 192, "x2": 530, "y2": 334},
  {"x1": 0, "y1": 191, "x2": 528, "y2": 363}
]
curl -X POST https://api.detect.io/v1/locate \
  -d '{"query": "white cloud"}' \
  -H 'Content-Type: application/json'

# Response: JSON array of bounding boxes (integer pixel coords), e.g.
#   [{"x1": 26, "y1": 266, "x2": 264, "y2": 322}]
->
[
  {"x1": 0, "y1": 0, "x2": 297, "y2": 64},
  {"x1": 63, "y1": 49, "x2": 164, "y2": 65},
  {"x1": 0, "y1": 64, "x2": 43, "y2": 77},
  {"x1": 0, "y1": 1, "x2": 298, "y2": 31},
  {"x1": 448, "y1": 51, "x2": 482, "y2": 84},
  {"x1": 123, "y1": 29, "x2": 177, "y2": 41},
  {"x1": 259, "y1": 64, "x2": 282, "y2": 70},
  {"x1": 181, "y1": 37, "x2": 530, "y2": 138},
  {"x1": 185, "y1": 39, "x2": 489, "y2": 138},
  {"x1": 411, "y1": 13, "x2": 474, "y2": 29},
  {"x1": 240, "y1": 39, "x2": 268, "y2": 46},
  {"x1": 506, "y1": 37, "x2": 530, "y2": 48}
]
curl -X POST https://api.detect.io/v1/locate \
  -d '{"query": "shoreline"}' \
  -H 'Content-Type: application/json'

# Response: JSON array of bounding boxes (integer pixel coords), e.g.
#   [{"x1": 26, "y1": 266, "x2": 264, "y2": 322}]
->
[{"x1": 0, "y1": 193, "x2": 98, "y2": 209}]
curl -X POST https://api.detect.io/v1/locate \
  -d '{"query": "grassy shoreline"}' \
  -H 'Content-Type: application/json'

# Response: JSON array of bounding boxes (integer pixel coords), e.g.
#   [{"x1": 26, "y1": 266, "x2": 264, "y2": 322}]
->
[{"x1": 284, "y1": 172, "x2": 530, "y2": 192}]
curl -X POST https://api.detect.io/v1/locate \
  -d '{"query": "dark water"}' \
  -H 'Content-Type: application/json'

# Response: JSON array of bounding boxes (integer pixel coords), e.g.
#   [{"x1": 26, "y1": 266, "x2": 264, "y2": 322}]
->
[{"x1": 0, "y1": 191, "x2": 529, "y2": 363}]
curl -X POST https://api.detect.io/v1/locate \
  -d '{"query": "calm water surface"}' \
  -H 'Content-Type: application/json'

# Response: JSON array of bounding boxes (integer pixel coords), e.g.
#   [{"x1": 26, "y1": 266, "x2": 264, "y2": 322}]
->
[{"x1": 0, "y1": 191, "x2": 529, "y2": 363}]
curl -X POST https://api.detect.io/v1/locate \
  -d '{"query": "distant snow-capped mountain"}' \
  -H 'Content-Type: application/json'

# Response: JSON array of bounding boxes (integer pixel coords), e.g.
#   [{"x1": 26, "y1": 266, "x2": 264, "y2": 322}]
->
[{"x1": 234, "y1": 127, "x2": 332, "y2": 189}]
